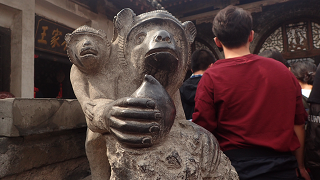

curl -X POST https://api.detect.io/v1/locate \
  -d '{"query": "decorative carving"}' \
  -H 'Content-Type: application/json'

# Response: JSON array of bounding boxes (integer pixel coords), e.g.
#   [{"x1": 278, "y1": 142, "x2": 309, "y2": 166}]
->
[
  {"x1": 260, "y1": 27, "x2": 283, "y2": 53},
  {"x1": 67, "y1": 8, "x2": 238, "y2": 180},
  {"x1": 312, "y1": 22, "x2": 320, "y2": 49},
  {"x1": 286, "y1": 22, "x2": 308, "y2": 52}
]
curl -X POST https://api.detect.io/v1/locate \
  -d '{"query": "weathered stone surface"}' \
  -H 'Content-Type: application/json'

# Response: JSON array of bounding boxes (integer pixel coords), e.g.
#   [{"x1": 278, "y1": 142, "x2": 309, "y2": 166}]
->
[
  {"x1": 67, "y1": 8, "x2": 238, "y2": 180},
  {"x1": 0, "y1": 98, "x2": 86, "y2": 137},
  {"x1": 0, "y1": 128, "x2": 87, "y2": 178},
  {"x1": 82, "y1": 175, "x2": 92, "y2": 180},
  {"x1": 105, "y1": 118, "x2": 238, "y2": 179},
  {"x1": 1, "y1": 156, "x2": 90, "y2": 180}
]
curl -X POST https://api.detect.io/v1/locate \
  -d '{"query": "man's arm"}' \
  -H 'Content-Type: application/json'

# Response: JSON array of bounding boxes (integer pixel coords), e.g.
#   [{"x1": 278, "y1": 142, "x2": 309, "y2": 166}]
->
[
  {"x1": 292, "y1": 77, "x2": 310, "y2": 180},
  {"x1": 192, "y1": 73, "x2": 217, "y2": 132},
  {"x1": 293, "y1": 124, "x2": 310, "y2": 180}
]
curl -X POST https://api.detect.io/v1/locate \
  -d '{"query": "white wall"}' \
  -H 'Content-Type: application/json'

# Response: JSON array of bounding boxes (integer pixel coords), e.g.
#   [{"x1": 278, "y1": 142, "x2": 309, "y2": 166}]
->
[{"x1": 0, "y1": 0, "x2": 35, "y2": 98}]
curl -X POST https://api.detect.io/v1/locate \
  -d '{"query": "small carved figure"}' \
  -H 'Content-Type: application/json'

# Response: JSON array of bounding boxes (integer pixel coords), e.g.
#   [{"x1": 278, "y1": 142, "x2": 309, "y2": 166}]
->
[
  {"x1": 67, "y1": 8, "x2": 238, "y2": 180},
  {"x1": 65, "y1": 25, "x2": 114, "y2": 128}
]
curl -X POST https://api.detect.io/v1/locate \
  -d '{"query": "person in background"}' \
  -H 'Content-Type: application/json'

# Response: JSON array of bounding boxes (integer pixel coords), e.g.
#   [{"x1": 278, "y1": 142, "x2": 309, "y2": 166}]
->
[
  {"x1": 305, "y1": 64, "x2": 320, "y2": 180},
  {"x1": 258, "y1": 48, "x2": 290, "y2": 68},
  {"x1": 179, "y1": 49, "x2": 215, "y2": 120},
  {"x1": 192, "y1": 5, "x2": 310, "y2": 180},
  {"x1": 290, "y1": 60, "x2": 316, "y2": 112}
]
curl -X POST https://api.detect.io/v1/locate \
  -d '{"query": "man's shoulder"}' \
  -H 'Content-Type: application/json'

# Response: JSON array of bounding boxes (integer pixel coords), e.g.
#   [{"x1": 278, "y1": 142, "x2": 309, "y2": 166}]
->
[{"x1": 250, "y1": 54, "x2": 288, "y2": 68}]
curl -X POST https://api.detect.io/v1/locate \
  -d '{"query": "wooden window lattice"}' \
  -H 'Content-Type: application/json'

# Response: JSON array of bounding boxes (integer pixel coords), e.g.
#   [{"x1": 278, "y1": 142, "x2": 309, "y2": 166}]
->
[
  {"x1": 286, "y1": 22, "x2": 308, "y2": 52},
  {"x1": 259, "y1": 27, "x2": 283, "y2": 53},
  {"x1": 312, "y1": 22, "x2": 320, "y2": 49},
  {"x1": 259, "y1": 21, "x2": 320, "y2": 62}
]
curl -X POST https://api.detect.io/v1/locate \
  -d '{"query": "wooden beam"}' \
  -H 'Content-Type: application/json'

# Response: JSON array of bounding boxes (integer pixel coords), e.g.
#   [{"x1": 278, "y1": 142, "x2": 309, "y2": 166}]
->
[
  {"x1": 282, "y1": 49, "x2": 320, "y2": 60},
  {"x1": 179, "y1": 0, "x2": 292, "y2": 24},
  {"x1": 168, "y1": 0, "x2": 239, "y2": 18}
]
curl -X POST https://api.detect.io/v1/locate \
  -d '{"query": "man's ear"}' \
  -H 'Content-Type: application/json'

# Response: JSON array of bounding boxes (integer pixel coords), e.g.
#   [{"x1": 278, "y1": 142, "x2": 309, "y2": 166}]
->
[
  {"x1": 248, "y1": 30, "x2": 254, "y2": 42},
  {"x1": 214, "y1": 37, "x2": 222, "y2": 48}
]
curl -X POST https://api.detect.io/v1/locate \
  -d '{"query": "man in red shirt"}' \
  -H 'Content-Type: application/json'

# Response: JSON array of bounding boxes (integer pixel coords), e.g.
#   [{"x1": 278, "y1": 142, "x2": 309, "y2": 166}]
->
[{"x1": 192, "y1": 5, "x2": 310, "y2": 180}]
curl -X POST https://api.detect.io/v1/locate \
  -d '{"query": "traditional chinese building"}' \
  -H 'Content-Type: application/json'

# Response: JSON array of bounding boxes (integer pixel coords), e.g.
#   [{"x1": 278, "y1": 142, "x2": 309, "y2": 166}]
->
[
  {"x1": 0, "y1": 0, "x2": 319, "y2": 179},
  {"x1": 1, "y1": 0, "x2": 319, "y2": 98}
]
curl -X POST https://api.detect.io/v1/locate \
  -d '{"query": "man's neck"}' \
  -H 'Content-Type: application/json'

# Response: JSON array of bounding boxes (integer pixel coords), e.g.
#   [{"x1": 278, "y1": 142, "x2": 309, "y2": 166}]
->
[
  {"x1": 223, "y1": 43, "x2": 251, "y2": 59},
  {"x1": 193, "y1": 70, "x2": 205, "y2": 75}
]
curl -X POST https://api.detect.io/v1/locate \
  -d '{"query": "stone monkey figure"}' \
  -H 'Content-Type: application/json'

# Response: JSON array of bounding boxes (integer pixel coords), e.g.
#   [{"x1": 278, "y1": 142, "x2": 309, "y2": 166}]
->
[
  {"x1": 67, "y1": 8, "x2": 238, "y2": 180},
  {"x1": 65, "y1": 25, "x2": 114, "y2": 128},
  {"x1": 66, "y1": 25, "x2": 115, "y2": 178}
]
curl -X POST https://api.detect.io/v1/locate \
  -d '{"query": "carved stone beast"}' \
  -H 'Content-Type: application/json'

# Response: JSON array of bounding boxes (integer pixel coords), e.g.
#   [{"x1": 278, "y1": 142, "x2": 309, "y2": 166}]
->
[{"x1": 67, "y1": 8, "x2": 238, "y2": 180}]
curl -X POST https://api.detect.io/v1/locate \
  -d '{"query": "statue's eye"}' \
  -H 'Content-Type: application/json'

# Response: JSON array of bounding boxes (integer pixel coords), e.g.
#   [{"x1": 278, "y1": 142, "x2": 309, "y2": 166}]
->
[{"x1": 136, "y1": 32, "x2": 146, "y2": 45}]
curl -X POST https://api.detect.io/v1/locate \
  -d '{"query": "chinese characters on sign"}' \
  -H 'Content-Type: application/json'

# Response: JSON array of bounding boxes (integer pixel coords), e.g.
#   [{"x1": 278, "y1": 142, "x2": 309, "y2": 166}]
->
[{"x1": 35, "y1": 15, "x2": 74, "y2": 56}]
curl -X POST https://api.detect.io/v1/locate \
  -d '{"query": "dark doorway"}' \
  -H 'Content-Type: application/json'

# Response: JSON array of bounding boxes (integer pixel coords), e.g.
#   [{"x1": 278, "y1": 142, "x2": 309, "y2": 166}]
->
[
  {"x1": 0, "y1": 27, "x2": 11, "y2": 92},
  {"x1": 34, "y1": 51, "x2": 76, "y2": 99}
]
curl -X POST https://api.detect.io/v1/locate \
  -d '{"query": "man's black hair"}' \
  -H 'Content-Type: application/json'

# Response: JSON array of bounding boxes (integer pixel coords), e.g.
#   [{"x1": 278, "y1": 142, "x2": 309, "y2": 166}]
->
[
  {"x1": 258, "y1": 48, "x2": 290, "y2": 68},
  {"x1": 191, "y1": 49, "x2": 216, "y2": 72},
  {"x1": 212, "y1": 5, "x2": 253, "y2": 49}
]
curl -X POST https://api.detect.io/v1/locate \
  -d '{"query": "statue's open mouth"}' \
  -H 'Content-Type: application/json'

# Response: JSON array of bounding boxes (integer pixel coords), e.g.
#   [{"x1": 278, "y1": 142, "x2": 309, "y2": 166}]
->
[
  {"x1": 145, "y1": 48, "x2": 178, "y2": 61},
  {"x1": 80, "y1": 47, "x2": 98, "y2": 57},
  {"x1": 144, "y1": 48, "x2": 179, "y2": 71}
]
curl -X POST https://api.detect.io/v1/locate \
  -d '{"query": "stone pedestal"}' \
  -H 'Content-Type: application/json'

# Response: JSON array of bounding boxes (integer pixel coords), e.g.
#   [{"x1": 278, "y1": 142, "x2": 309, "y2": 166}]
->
[{"x1": 0, "y1": 98, "x2": 89, "y2": 179}]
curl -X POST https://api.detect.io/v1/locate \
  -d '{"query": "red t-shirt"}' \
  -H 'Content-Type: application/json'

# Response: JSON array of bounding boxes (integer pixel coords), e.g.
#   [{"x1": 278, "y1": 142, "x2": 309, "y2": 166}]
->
[{"x1": 192, "y1": 54, "x2": 307, "y2": 152}]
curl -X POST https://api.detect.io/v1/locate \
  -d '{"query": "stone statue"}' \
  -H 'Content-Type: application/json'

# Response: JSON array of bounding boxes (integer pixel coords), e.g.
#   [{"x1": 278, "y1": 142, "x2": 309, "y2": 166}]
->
[{"x1": 66, "y1": 8, "x2": 238, "y2": 180}]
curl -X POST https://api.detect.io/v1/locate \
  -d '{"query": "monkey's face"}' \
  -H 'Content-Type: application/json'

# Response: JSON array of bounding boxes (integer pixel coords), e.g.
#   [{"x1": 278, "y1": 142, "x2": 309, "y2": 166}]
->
[
  {"x1": 68, "y1": 33, "x2": 108, "y2": 73},
  {"x1": 125, "y1": 18, "x2": 189, "y2": 96}
]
